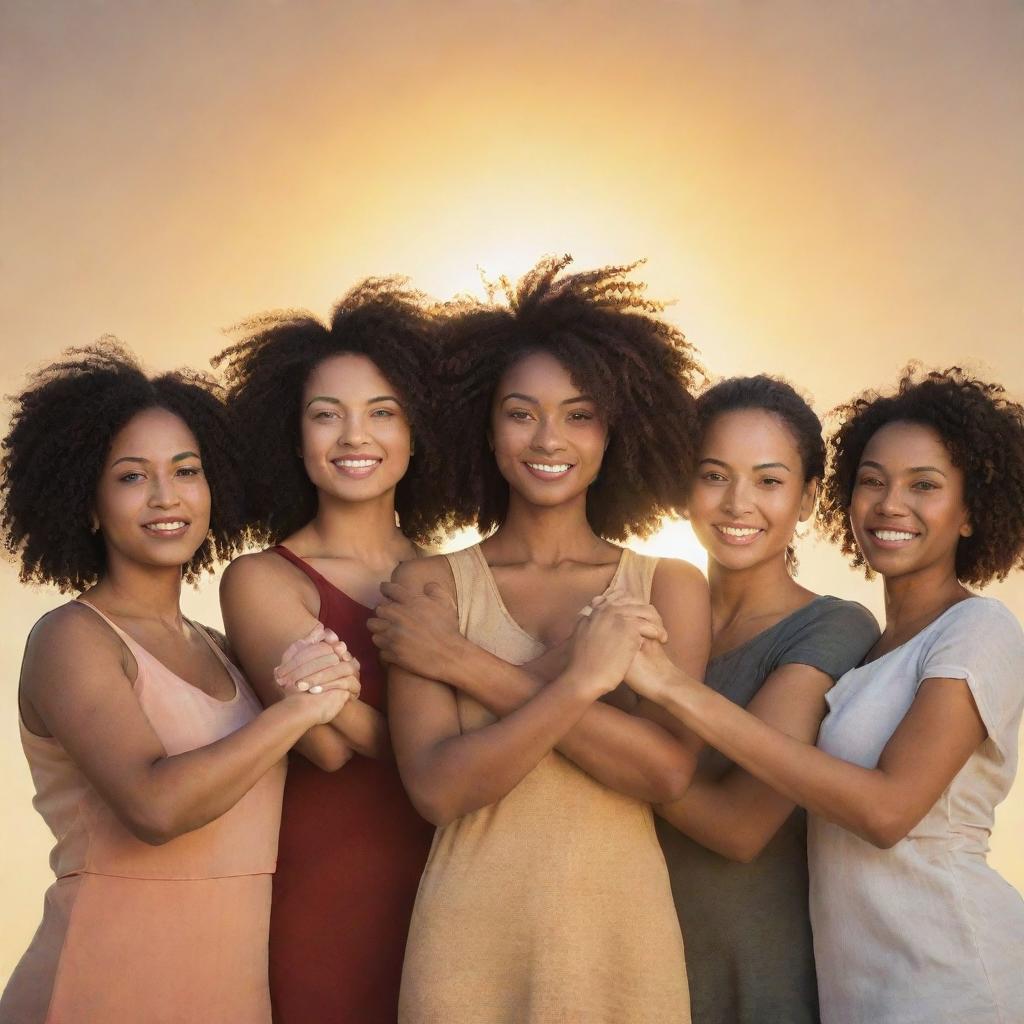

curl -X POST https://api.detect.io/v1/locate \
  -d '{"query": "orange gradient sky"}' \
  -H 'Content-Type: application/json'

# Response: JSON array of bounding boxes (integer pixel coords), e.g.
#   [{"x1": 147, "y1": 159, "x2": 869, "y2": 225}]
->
[{"x1": 2, "y1": 0, "x2": 1023, "y2": 984}]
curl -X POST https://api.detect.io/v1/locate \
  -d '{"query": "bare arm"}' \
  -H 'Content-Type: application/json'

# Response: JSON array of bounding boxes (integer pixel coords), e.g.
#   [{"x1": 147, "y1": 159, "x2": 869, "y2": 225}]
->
[
  {"x1": 656, "y1": 662, "x2": 832, "y2": 862},
  {"x1": 21, "y1": 604, "x2": 348, "y2": 845},
  {"x1": 387, "y1": 557, "x2": 656, "y2": 825},
  {"x1": 220, "y1": 553, "x2": 387, "y2": 766},
  {"x1": 627, "y1": 642, "x2": 986, "y2": 849},
  {"x1": 370, "y1": 558, "x2": 709, "y2": 802}
]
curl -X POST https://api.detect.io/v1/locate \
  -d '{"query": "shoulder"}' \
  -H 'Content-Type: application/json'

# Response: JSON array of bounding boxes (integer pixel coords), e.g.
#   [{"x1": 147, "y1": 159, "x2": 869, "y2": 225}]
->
[
  {"x1": 925, "y1": 597, "x2": 1024, "y2": 658},
  {"x1": 220, "y1": 549, "x2": 316, "y2": 604},
  {"x1": 798, "y1": 596, "x2": 880, "y2": 641},
  {"x1": 650, "y1": 555, "x2": 710, "y2": 602},
  {"x1": 391, "y1": 551, "x2": 458, "y2": 595},
  {"x1": 21, "y1": 602, "x2": 130, "y2": 701}
]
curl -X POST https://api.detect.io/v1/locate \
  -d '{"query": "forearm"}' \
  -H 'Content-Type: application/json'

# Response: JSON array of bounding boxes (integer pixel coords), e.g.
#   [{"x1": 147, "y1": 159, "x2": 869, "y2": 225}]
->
[
  {"x1": 443, "y1": 643, "x2": 694, "y2": 802},
  {"x1": 326, "y1": 698, "x2": 390, "y2": 759},
  {"x1": 137, "y1": 702, "x2": 308, "y2": 843},
  {"x1": 660, "y1": 677, "x2": 896, "y2": 846},
  {"x1": 400, "y1": 670, "x2": 596, "y2": 825}
]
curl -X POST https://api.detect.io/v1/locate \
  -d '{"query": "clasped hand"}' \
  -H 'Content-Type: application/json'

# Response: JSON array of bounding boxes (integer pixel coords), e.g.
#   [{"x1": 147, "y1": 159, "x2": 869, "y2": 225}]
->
[{"x1": 273, "y1": 623, "x2": 361, "y2": 724}]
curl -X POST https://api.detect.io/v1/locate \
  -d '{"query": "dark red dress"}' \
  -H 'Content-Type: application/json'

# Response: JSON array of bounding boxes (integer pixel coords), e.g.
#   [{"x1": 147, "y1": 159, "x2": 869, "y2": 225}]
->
[{"x1": 268, "y1": 546, "x2": 434, "y2": 1024}]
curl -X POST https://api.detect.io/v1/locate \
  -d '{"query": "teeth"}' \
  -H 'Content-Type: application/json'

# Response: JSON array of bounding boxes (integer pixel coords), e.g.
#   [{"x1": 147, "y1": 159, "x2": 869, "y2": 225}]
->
[
  {"x1": 145, "y1": 521, "x2": 186, "y2": 531},
  {"x1": 335, "y1": 459, "x2": 379, "y2": 468},
  {"x1": 527, "y1": 463, "x2": 572, "y2": 474},
  {"x1": 718, "y1": 526, "x2": 761, "y2": 537},
  {"x1": 873, "y1": 529, "x2": 916, "y2": 542}
]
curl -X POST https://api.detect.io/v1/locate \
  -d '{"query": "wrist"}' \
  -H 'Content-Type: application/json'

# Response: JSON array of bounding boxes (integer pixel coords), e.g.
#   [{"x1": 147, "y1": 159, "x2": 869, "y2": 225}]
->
[
  {"x1": 438, "y1": 634, "x2": 477, "y2": 688},
  {"x1": 558, "y1": 665, "x2": 613, "y2": 704}
]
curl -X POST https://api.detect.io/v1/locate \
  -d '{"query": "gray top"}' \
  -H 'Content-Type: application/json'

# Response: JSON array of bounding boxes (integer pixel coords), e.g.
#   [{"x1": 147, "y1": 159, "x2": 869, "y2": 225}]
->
[{"x1": 656, "y1": 595, "x2": 880, "y2": 1024}]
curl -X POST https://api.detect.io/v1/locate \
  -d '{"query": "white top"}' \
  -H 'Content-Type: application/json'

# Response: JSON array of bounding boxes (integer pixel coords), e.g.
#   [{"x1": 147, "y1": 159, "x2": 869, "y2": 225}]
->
[{"x1": 809, "y1": 597, "x2": 1024, "y2": 1024}]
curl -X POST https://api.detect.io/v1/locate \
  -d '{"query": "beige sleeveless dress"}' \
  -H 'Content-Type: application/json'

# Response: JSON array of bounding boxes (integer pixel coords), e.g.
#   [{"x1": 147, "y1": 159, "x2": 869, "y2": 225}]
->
[
  {"x1": 0, "y1": 601, "x2": 286, "y2": 1024},
  {"x1": 398, "y1": 544, "x2": 690, "y2": 1024}
]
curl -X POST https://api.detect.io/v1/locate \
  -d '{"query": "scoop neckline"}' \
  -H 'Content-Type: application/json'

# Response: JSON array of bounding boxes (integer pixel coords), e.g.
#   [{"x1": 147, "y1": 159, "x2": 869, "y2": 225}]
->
[
  {"x1": 709, "y1": 594, "x2": 835, "y2": 665},
  {"x1": 469, "y1": 543, "x2": 630, "y2": 645},
  {"x1": 76, "y1": 598, "x2": 242, "y2": 706}
]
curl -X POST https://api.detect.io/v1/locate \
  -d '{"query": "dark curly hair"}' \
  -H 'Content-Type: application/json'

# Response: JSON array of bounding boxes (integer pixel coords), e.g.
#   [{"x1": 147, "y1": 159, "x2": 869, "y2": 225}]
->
[
  {"x1": 1, "y1": 339, "x2": 247, "y2": 593},
  {"x1": 438, "y1": 255, "x2": 704, "y2": 540},
  {"x1": 213, "y1": 278, "x2": 446, "y2": 545},
  {"x1": 819, "y1": 365, "x2": 1024, "y2": 586},
  {"x1": 697, "y1": 375, "x2": 824, "y2": 573}
]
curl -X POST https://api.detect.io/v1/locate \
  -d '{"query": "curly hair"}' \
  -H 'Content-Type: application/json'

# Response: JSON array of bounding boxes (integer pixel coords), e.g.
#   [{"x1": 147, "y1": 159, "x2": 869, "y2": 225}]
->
[
  {"x1": 438, "y1": 255, "x2": 704, "y2": 540},
  {"x1": 1, "y1": 339, "x2": 247, "y2": 593},
  {"x1": 213, "y1": 278, "x2": 446, "y2": 545},
  {"x1": 818, "y1": 365, "x2": 1024, "y2": 586},
  {"x1": 697, "y1": 375, "x2": 824, "y2": 573}
]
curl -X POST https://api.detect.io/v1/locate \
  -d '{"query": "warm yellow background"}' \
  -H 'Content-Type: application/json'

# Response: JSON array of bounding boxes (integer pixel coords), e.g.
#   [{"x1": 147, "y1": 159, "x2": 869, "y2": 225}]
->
[{"x1": 2, "y1": 0, "x2": 1022, "y2": 985}]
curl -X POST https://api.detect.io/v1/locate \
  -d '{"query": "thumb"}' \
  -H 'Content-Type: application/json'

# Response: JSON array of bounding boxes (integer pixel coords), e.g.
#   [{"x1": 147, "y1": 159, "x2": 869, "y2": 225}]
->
[{"x1": 304, "y1": 622, "x2": 325, "y2": 642}]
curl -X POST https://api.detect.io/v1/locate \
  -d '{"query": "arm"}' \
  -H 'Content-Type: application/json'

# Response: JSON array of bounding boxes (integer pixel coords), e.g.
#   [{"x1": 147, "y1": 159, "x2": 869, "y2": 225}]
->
[
  {"x1": 627, "y1": 642, "x2": 986, "y2": 849},
  {"x1": 21, "y1": 604, "x2": 349, "y2": 845},
  {"x1": 220, "y1": 553, "x2": 387, "y2": 767},
  {"x1": 656, "y1": 662, "x2": 832, "y2": 862},
  {"x1": 370, "y1": 560, "x2": 707, "y2": 802},
  {"x1": 387, "y1": 557, "x2": 654, "y2": 826}
]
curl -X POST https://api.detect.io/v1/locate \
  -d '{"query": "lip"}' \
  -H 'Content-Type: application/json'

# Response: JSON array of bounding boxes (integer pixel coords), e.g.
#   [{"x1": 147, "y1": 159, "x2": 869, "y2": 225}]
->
[
  {"x1": 332, "y1": 456, "x2": 383, "y2": 479},
  {"x1": 864, "y1": 526, "x2": 920, "y2": 549},
  {"x1": 523, "y1": 461, "x2": 575, "y2": 482},
  {"x1": 141, "y1": 517, "x2": 190, "y2": 539},
  {"x1": 713, "y1": 523, "x2": 765, "y2": 546}
]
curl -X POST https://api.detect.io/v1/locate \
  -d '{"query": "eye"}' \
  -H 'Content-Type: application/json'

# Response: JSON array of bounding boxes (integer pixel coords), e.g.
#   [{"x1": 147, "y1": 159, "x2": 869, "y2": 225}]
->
[
  {"x1": 912, "y1": 479, "x2": 939, "y2": 491},
  {"x1": 507, "y1": 409, "x2": 533, "y2": 421},
  {"x1": 370, "y1": 407, "x2": 396, "y2": 418},
  {"x1": 701, "y1": 471, "x2": 727, "y2": 483},
  {"x1": 856, "y1": 474, "x2": 883, "y2": 488},
  {"x1": 567, "y1": 410, "x2": 594, "y2": 422},
  {"x1": 760, "y1": 476, "x2": 784, "y2": 487},
  {"x1": 312, "y1": 409, "x2": 339, "y2": 420},
  {"x1": 118, "y1": 471, "x2": 145, "y2": 483},
  {"x1": 176, "y1": 465, "x2": 202, "y2": 477}
]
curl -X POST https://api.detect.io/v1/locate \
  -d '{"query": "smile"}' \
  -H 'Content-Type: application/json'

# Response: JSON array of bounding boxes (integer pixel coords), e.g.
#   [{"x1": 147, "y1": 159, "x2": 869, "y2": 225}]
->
[
  {"x1": 715, "y1": 524, "x2": 764, "y2": 545},
  {"x1": 524, "y1": 461, "x2": 574, "y2": 480},
  {"x1": 869, "y1": 528, "x2": 919, "y2": 544},
  {"x1": 332, "y1": 457, "x2": 382, "y2": 478},
  {"x1": 143, "y1": 520, "x2": 189, "y2": 535}
]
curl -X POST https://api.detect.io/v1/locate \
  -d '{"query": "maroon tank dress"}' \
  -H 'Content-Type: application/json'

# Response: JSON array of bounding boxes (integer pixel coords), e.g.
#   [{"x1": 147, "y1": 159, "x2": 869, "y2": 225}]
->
[{"x1": 268, "y1": 546, "x2": 434, "y2": 1024}]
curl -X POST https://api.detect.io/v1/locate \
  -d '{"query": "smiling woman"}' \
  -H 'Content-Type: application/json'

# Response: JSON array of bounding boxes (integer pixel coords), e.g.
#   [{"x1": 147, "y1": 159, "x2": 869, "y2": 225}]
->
[{"x1": 0, "y1": 341, "x2": 354, "y2": 1024}]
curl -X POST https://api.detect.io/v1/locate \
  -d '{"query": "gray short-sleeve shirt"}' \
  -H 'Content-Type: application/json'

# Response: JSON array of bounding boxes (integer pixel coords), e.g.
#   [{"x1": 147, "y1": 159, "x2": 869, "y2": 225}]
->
[{"x1": 656, "y1": 596, "x2": 879, "y2": 1024}]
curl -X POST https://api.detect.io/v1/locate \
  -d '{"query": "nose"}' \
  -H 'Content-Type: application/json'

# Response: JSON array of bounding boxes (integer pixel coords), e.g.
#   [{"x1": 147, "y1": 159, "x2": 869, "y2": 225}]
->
[
  {"x1": 531, "y1": 414, "x2": 567, "y2": 455},
  {"x1": 339, "y1": 412, "x2": 370, "y2": 448},
  {"x1": 721, "y1": 478, "x2": 753, "y2": 517},
  {"x1": 875, "y1": 483, "x2": 908, "y2": 517},
  {"x1": 148, "y1": 472, "x2": 181, "y2": 509}
]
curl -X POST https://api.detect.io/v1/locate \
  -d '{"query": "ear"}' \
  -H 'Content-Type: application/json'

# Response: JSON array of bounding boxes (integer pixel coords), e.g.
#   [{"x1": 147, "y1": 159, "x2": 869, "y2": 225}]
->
[
  {"x1": 798, "y1": 478, "x2": 819, "y2": 523},
  {"x1": 959, "y1": 520, "x2": 974, "y2": 538}
]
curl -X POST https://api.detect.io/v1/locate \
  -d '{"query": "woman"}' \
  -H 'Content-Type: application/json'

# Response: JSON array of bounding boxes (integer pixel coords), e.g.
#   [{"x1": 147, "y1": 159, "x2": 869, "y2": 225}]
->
[
  {"x1": 613, "y1": 367, "x2": 1024, "y2": 1024},
  {"x1": 0, "y1": 343, "x2": 353, "y2": 1024},
  {"x1": 386, "y1": 256, "x2": 711, "y2": 1024},
  {"x1": 652, "y1": 376, "x2": 878, "y2": 1024},
  {"x1": 215, "y1": 279, "x2": 446, "y2": 1023}
]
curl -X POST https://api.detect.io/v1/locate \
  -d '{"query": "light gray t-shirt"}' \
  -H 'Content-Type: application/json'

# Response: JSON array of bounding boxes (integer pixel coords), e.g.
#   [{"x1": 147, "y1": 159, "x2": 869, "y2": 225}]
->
[
  {"x1": 810, "y1": 596, "x2": 1024, "y2": 1024},
  {"x1": 656, "y1": 596, "x2": 880, "y2": 1024}
]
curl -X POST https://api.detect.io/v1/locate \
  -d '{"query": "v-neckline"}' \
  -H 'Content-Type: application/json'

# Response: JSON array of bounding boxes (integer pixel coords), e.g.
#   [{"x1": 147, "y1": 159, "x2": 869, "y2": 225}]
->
[{"x1": 470, "y1": 543, "x2": 630, "y2": 645}]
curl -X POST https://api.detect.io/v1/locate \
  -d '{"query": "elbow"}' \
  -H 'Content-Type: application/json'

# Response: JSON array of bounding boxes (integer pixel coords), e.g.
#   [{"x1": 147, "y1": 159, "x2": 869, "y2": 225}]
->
[
  {"x1": 123, "y1": 805, "x2": 182, "y2": 846},
  {"x1": 859, "y1": 805, "x2": 910, "y2": 850},
  {"x1": 302, "y1": 748, "x2": 353, "y2": 773},
  {"x1": 648, "y1": 751, "x2": 698, "y2": 804},
  {"x1": 409, "y1": 790, "x2": 460, "y2": 828}
]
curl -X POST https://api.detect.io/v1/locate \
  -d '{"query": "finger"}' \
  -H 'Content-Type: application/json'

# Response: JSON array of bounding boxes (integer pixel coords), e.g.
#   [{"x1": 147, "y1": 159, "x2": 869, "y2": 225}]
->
[
  {"x1": 379, "y1": 581, "x2": 412, "y2": 603},
  {"x1": 365, "y1": 617, "x2": 389, "y2": 634},
  {"x1": 423, "y1": 581, "x2": 457, "y2": 608},
  {"x1": 303, "y1": 670, "x2": 361, "y2": 693},
  {"x1": 278, "y1": 653, "x2": 343, "y2": 684},
  {"x1": 303, "y1": 622, "x2": 326, "y2": 642},
  {"x1": 322, "y1": 628, "x2": 340, "y2": 645},
  {"x1": 328, "y1": 641, "x2": 351, "y2": 661},
  {"x1": 280, "y1": 640, "x2": 340, "y2": 669},
  {"x1": 637, "y1": 621, "x2": 669, "y2": 643}
]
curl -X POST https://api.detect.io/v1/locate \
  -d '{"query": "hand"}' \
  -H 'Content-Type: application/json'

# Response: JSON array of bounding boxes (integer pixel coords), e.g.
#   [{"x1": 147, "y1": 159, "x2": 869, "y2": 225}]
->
[
  {"x1": 367, "y1": 580, "x2": 464, "y2": 675},
  {"x1": 280, "y1": 684, "x2": 353, "y2": 727},
  {"x1": 622, "y1": 637, "x2": 679, "y2": 704},
  {"x1": 567, "y1": 595, "x2": 668, "y2": 700},
  {"x1": 274, "y1": 623, "x2": 361, "y2": 699}
]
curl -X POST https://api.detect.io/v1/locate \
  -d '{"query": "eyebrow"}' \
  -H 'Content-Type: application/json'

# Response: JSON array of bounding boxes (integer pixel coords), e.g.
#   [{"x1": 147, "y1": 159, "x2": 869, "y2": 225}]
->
[
  {"x1": 700, "y1": 458, "x2": 792, "y2": 472},
  {"x1": 304, "y1": 394, "x2": 401, "y2": 409},
  {"x1": 860, "y1": 460, "x2": 947, "y2": 477},
  {"x1": 500, "y1": 392, "x2": 594, "y2": 406},
  {"x1": 111, "y1": 451, "x2": 200, "y2": 467}
]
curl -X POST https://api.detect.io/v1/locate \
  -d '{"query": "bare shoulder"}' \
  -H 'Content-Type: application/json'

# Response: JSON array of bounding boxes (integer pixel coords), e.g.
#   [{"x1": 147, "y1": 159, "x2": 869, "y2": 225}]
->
[
  {"x1": 220, "y1": 549, "x2": 318, "y2": 610},
  {"x1": 651, "y1": 556, "x2": 710, "y2": 603},
  {"x1": 391, "y1": 552, "x2": 457, "y2": 597},
  {"x1": 21, "y1": 602, "x2": 130, "y2": 701}
]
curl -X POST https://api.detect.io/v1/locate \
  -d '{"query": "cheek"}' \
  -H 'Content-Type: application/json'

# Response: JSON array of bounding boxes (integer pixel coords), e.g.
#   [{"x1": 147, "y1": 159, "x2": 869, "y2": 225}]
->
[{"x1": 685, "y1": 484, "x2": 721, "y2": 524}]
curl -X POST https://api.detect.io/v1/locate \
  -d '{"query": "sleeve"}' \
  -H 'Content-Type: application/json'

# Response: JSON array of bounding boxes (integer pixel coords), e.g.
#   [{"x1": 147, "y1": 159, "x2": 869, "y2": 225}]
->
[
  {"x1": 917, "y1": 599, "x2": 1024, "y2": 762},
  {"x1": 775, "y1": 599, "x2": 881, "y2": 681}
]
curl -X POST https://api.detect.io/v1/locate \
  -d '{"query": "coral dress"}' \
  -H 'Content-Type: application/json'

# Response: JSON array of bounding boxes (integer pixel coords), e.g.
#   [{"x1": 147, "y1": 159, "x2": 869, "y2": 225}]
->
[
  {"x1": 0, "y1": 600, "x2": 286, "y2": 1024},
  {"x1": 398, "y1": 544, "x2": 691, "y2": 1024},
  {"x1": 268, "y1": 546, "x2": 435, "y2": 1024}
]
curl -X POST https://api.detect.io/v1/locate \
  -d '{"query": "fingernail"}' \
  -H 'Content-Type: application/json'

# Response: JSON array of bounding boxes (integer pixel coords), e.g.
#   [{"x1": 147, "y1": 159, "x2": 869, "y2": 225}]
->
[
  {"x1": 297, "y1": 681, "x2": 309, "y2": 691},
  {"x1": 309, "y1": 685, "x2": 323, "y2": 694}
]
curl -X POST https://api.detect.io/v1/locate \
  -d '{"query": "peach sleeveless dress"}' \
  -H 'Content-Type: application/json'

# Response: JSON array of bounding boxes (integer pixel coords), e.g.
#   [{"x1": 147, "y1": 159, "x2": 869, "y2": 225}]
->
[
  {"x1": 398, "y1": 545, "x2": 691, "y2": 1024},
  {"x1": 0, "y1": 601, "x2": 287, "y2": 1024}
]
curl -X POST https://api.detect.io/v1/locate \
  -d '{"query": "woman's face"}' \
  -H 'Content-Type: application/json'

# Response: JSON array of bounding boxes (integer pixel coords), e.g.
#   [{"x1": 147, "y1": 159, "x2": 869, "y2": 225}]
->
[
  {"x1": 688, "y1": 408, "x2": 816, "y2": 572},
  {"x1": 300, "y1": 353, "x2": 412, "y2": 505},
  {"x1": 94, "y1": 407, "x2": 211, "y2": 572},
  {"x1": 849, "y1": 420, "x2": 971, "y2": 581},
  {"x1": 490, "y1": 351, "x2": 607, "y2": 511}
]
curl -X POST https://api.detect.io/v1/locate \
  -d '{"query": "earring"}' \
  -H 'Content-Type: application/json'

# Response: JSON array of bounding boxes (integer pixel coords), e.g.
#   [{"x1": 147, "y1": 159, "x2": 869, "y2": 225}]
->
[
  {"x1": 960, "y1": 524, "x2": 974, "y2": 537},
  {"x1": 409, "y1": 438, "x2": 416, "y2": 457}
]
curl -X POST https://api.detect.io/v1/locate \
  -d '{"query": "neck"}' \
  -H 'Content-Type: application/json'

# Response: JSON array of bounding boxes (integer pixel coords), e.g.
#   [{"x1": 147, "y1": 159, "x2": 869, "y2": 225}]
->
[
  {"x1": 294, "y1": 489, "x2": 412, "y2": 565},
  {"x1": 87, "y1": 558, "x2": 185, "y2": 627},
  {"x1": 881, "y1": 558, "x2": 967, "y2": 634},
  {"x1": 707, "y1": 552, "x2": 803, "y2": 633},
  {"x1": 488, "y1": 491, "x2": 607, "y2": 565}
]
